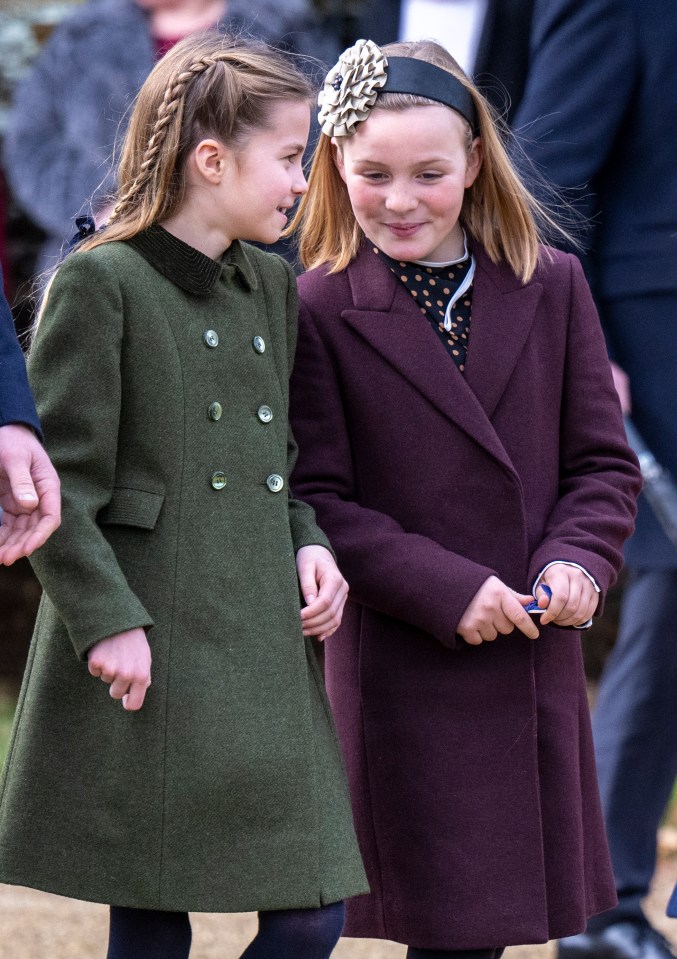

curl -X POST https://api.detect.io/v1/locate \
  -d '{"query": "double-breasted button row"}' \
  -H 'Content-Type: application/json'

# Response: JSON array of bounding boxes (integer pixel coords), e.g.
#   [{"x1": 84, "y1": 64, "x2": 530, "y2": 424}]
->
[{"x1": 209, "y1": 472, "x2": 284, "y2": 492}]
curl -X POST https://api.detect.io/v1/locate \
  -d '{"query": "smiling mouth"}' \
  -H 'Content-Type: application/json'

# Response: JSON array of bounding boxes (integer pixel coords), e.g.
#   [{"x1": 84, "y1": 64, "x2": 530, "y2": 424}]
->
[{"x1": 386, "y1": 222, "x2": 422, "y2": 234}]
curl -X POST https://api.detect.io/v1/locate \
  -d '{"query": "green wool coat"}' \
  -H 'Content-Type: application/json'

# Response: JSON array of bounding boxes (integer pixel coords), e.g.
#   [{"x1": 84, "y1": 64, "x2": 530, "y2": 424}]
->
[{"x1": 0, "y1": 227, "x2": 367, "y2": 912}]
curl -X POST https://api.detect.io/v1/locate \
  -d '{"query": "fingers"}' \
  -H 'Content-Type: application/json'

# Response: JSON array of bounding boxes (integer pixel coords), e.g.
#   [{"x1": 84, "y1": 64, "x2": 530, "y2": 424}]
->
[
  {"x1": 457, "y1": 577, "x2": 540, "y2": 645},
  {"x1": 87, "y1": 630, "x2": 152, "y2": 711},
  {"x1": 301, "y1": 573, "x2": 349, "y2": 640},
  {"x1": 539, "y1": 567, "x2": 599, "y2": 627}
]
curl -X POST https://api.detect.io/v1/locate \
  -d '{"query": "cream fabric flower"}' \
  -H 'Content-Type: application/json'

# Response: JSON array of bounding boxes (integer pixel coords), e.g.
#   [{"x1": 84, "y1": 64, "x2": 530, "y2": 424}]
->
[{"x1": 318, "y1": 39, "x2": 388, "y2": 138}]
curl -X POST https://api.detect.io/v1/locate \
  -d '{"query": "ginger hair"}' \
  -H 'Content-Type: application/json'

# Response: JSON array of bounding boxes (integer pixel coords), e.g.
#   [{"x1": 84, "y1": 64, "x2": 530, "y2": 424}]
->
[
  {"x1": 289, "y1": 40, "x2": 568, "y2": 283},
  {"x1": 75, "y1": 32, "x2": 313, "y2": 255}
]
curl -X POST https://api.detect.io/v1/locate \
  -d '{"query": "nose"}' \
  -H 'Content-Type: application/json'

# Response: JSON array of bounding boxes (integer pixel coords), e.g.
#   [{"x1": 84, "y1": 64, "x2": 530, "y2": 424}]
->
[
  {"x1": 292, "y1": 167, "x2": 309, "y2": 196},
  {"x1": 384, "y1": 182, "x2": 417, "y2": 214}
]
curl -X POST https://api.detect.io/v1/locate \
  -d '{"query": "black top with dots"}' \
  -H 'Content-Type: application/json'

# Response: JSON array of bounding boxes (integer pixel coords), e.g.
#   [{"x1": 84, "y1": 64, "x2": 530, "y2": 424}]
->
[{"x1": 372, "y1": 243, "x2": 473, "y2": 373}]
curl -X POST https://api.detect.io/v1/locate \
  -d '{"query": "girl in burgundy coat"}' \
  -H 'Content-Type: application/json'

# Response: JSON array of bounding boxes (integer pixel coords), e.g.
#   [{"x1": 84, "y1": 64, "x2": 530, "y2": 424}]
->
[{"x1": 288, "y1": 38, "x2": 642, "y2": 959}]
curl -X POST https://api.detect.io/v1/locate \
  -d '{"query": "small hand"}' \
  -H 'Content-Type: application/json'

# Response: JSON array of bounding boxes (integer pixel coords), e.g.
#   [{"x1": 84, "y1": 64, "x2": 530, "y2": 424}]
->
[
  {"x1": 457, "y1": 575, "x2": 540, "y2": 645},
  {"x1": 0, "y1": 424, "x2": 61, "y2": 565},
  {"x1": 538, "y1": 564, "x2": 598, "y2": 627},
  {"x1": 296, "y1": 544, "x2": 349, "y2": 641},
  {"x1": 87, "y1": 627, "x2": 152, "y2": 711}
]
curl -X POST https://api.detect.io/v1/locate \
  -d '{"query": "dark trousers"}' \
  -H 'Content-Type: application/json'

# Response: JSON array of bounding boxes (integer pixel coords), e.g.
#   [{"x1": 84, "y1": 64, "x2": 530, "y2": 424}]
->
[{"x1": 588, "y1": 568, "x2": 677, "y2": 928}]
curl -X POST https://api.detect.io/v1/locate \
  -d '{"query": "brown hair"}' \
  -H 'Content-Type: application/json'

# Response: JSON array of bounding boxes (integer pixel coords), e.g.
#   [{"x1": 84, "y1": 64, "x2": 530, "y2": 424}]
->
[
  {"x1": 290, "y1": 40, "x2": 566, "y2": 282},
  {"x1": 76, "y1": 32, "x2": 314, "y2": 255}
]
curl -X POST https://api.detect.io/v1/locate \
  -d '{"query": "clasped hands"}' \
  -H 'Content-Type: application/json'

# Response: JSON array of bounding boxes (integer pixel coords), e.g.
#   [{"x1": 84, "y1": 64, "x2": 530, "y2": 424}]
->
[
  {"x1": 87, "y1": 544, "x2": 348, "y2": 712},
  {"x1": 457, "y1": 563, "x2": 599, "y2": 646}
]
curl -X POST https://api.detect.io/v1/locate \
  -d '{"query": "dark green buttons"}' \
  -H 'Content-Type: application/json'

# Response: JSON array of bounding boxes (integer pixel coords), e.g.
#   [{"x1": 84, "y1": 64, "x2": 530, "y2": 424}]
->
[{"x1": 208, "y1": 402, "x2": 223, "y2": 421}]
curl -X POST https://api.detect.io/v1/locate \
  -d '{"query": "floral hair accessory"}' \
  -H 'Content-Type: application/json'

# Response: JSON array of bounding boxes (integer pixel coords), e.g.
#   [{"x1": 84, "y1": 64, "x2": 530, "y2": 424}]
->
[{"x1": 318, "y1": 39, "x2": 388, "y2": 138}]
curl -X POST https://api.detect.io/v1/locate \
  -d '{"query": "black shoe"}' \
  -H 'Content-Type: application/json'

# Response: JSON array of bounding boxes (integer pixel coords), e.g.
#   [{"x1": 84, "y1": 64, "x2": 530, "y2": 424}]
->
[{"x1": 558, "y1": 922, "x2": 676, "y2": 959}]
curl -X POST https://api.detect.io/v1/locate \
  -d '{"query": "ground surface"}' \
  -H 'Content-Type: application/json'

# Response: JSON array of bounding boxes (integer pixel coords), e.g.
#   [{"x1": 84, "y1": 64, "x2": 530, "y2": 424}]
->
[{"x1": 0, "y1": 854, "x2": 675, "y2": 959}]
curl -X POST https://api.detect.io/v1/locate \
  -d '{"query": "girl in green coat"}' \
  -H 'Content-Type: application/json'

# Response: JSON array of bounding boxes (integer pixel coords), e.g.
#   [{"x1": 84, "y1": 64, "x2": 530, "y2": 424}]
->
[{"x1": 0, "y1": 34, "x2": 367, "y2": 958}]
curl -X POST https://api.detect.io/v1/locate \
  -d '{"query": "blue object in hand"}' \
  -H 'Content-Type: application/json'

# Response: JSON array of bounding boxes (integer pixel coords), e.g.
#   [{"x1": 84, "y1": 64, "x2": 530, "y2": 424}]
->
[{"x1": 524, "y1": 584, "x2": 552, "y2": 614}]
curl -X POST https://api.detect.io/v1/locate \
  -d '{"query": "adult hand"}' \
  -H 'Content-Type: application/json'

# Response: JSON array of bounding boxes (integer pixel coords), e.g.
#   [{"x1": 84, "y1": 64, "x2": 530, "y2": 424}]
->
[
  {"x1": 537, "y1": 564, "x2": 598, "y2": 627},
  {"x1": 0, "y1": 423, "x2": 61, "y2": 565},
  {"x1": 457, "y1": 575, "x2": 539, "y2": 645},
  {"x1": 610, "y1": 360, "x2": 631, "y2": 415},
  {"x1": 297, "y1": 544, "x2": 349, "y2": 641},
  {"x1": 87, "y1": 627, "x2": 152, "y2": 711}
]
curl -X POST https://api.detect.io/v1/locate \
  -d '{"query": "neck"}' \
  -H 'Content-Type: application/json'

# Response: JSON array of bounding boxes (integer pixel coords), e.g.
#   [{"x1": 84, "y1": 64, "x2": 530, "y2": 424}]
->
[{"x1": 159, "y1": 210, "x2": 232, "y2": 261}]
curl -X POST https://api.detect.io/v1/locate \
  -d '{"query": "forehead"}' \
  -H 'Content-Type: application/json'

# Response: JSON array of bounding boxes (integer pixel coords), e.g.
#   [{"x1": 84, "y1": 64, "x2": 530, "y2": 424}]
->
[
  {"x1": 342, "y1": 104, "x2": 468, "y2": 161},
  {"x1": 259, "y1": 100, "x2": 311, "y2": 143}
]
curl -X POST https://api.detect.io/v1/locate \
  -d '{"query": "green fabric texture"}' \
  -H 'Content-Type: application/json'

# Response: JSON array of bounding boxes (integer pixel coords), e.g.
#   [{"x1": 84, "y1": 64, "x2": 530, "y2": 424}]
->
[{"x1": 0, "y1": 233, "x2": 367, "y2": 912}]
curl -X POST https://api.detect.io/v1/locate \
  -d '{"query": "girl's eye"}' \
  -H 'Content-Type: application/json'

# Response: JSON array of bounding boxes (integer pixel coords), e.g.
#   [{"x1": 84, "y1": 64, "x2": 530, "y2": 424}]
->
[
  {"x1": 419, "y1": 172, "x2": 443, "y2": 181},
  {"x1": 362, "y1": 172, "x2": 387, "y2": 181}
]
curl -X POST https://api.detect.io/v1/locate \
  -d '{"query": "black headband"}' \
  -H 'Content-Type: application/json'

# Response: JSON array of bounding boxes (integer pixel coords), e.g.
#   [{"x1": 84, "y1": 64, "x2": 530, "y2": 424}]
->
[{"x1": 382, "y1": 57, "x2": 478, "y2": 133}]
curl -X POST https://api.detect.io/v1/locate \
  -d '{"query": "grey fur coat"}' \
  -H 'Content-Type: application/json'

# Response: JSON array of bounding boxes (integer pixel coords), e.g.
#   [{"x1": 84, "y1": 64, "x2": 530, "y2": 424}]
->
[{"x1": 2, "y1": 0, "x2": 334, "y2": 269}]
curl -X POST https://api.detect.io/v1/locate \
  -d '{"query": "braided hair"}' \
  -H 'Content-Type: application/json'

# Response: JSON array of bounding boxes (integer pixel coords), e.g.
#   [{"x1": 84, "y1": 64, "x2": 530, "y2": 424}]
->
[{"x1": 77, "y1": 33, "x2": 313, "y2": 253}]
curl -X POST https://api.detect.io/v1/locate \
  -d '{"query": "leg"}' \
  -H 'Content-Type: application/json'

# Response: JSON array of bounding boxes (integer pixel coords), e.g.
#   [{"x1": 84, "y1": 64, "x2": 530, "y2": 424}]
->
[
  {"x1": 107, "y1": 906, "x2": 192, "y2": 959},
  {"x1": 590, "y1": 568, "x2": 677, "y2": 927},
  {"x1": 240, "y1": 901, "x2": 345, "y2": 959}
]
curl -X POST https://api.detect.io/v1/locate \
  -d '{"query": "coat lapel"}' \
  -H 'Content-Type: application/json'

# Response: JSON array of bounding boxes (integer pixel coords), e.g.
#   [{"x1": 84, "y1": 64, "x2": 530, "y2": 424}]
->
[{"x1": 343, "y1": 243, "x2": 542, "y2": 475}]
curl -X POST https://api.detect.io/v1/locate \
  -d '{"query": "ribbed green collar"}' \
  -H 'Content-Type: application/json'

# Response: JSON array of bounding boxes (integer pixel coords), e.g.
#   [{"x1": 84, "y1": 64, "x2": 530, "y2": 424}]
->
[{"x1": 127, "y1": 224, "x2": 258, "y2": 296}]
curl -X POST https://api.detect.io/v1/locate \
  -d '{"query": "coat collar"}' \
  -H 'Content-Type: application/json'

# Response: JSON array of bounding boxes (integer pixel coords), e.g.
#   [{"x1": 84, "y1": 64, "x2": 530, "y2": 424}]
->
[
  {"x1": 127, "y1": 225, "x2": 258, "y2": 296},
  {"x1": 343, "y1": 238, "x2": 543, "y2": 475}
]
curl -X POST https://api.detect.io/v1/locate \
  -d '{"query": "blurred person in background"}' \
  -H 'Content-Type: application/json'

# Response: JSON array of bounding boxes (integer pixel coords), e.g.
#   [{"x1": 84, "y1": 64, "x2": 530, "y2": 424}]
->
[
  {"x1": 350, "y1": 0, "x2": 534, "y2": 123},
  {"x1": 2, "y1": 0, "x2": 324, "y2": 274},
  {"x1": 514, "y1": 2, "x2": 677, "y2": 959}
]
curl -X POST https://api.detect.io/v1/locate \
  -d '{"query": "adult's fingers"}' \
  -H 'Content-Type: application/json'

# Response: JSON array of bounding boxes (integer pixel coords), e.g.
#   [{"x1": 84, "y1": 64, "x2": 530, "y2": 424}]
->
[{"x1": 5, "y1": 458, "x2": 39, "y2": 512}]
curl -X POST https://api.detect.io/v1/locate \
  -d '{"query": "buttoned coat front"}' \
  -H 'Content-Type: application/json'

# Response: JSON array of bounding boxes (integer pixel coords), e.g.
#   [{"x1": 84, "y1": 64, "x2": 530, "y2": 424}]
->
[
  {"x1": 289, "y1": 242, "x2": 641, "y2": 950},
  {"x1": 0, "y1": 231, "x2": 367, "y2": 912}
]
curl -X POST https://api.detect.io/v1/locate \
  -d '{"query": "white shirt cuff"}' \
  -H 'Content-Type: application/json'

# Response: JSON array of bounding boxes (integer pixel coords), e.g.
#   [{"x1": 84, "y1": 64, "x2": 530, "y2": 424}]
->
[{"x1": 532, "y1": 561, "x2": 600, "y2": 630}]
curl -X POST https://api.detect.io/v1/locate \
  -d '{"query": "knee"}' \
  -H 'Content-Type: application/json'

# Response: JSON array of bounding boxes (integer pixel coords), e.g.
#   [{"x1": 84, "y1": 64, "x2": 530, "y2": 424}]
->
[{"x1": 260, "y1": 900, "x2": 345, "y2": 954}]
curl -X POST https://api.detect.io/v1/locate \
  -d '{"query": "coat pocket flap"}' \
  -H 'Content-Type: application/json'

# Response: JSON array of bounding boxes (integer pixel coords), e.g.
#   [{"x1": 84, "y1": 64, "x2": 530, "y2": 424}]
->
[{"x1": 98, "y1": 487, "x2": 165, "y2": 530}]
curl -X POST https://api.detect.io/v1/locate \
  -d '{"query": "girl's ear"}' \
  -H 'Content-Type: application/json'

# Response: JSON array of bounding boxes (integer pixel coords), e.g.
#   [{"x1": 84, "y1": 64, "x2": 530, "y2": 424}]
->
[
  {"x1": 464, "y1": 136, "x2": 483, "y2": 189},
  {"x1": 193, "y1": 138, "x2": 230, "y2": 185},
  {"x1": 331, "y1": 138, "x2": 348, "y2": 184}
]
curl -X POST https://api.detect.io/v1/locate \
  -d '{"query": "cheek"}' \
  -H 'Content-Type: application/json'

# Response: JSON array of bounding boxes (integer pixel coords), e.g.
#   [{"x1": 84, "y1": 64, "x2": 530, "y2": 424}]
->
[{"x1": 345, "y1": 178, "x2": 379, "y2": 217}]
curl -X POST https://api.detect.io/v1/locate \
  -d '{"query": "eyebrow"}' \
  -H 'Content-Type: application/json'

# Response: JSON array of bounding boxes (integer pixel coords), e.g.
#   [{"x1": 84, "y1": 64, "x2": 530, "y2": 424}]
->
[
  {"x1": 352, "y1": 157, "x2": 451, "y2": 166},
  {"x1": 281, "y1": 142, "x2": 306, "y2": 153}
]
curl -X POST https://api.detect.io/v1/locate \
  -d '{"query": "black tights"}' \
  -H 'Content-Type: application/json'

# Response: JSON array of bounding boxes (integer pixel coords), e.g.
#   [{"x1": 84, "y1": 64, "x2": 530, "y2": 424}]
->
[
  {"x1": 107, "y1": 900, "x2": 345, "y2": 959},
  {"x1": 407, "y1": 948, "x2": 505, "y2": 959}
]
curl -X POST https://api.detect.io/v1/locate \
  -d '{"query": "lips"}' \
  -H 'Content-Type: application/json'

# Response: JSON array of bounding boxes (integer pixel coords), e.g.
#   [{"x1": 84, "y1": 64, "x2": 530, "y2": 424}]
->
[{"x1": 386, "y1": 222, "x2": 423, "y2": 236}]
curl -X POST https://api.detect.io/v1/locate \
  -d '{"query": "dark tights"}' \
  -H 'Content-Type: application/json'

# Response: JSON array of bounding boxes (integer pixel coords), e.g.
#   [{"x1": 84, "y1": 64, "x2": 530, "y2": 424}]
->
[
  {"x1": 107, "y1": 900, "x2": 345, "y2": 959},
  {"x1": 407, "y1": 949, "x2": 505, "y2": 959}
]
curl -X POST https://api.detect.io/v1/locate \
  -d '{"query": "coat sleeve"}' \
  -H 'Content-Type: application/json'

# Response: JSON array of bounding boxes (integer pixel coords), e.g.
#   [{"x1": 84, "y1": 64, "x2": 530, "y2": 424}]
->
[
  {"x1": 279, "y1": 258, "x2": 334, "y2": 557},
  {"x1": 527, "y1": 255, "x2": 641, "y2": 599},
  {"x1": 290, "y1": 295, "x2": 497, "y2": 648},
  {"x1": 513, "y1": 0, "x2": 637, "y2": 202},
  {"x1": 0, "y1": 272, "x2": 41, "y2": 435},
  {"x1": 27, "y1": 253, "x2": 154, "y2": 659}
]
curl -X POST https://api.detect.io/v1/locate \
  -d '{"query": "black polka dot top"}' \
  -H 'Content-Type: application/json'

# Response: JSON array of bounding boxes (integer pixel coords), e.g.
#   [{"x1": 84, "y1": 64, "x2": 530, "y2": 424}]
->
[{"x1": 372, "y1": 241, "x2": 474, "y2": 373}]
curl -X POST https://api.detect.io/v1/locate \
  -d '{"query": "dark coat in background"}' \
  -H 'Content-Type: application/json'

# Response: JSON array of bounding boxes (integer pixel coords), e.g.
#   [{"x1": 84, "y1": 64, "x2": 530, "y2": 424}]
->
[
  {"x1": 0, "y1": 232, "x2": 368, "y2": 911},
  {"x1": 0, "y1": 271, "x2": 40, "y2": 433},
  {"x1": 289, "y1": 241, "x2": 641, "y2": 949},
  {"x1": 513, "y1": 0, "x2": 677, "y2": 568},
  {"x1": 1, "y1": 0, "x2": 324, "y2": 270},
  {"x1": 352, "y1": 0, "x2": 535, "y2": 122}
]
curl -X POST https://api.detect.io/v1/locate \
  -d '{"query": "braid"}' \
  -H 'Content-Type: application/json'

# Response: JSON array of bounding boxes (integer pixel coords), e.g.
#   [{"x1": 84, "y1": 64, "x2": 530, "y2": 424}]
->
[{"x1": 110, "y1": 54, "x2": 229, "y2": 224}]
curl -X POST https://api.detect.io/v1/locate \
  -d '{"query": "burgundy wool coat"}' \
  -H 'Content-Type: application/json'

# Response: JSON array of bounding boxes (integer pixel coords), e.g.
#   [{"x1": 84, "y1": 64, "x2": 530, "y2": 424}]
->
[{"x1": 289, "y1": 241, "x2": 641, "y2": 951}]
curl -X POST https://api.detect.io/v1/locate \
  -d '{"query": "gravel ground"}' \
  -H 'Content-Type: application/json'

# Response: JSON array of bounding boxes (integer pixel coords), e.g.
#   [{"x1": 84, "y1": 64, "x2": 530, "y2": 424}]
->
[{"x1": 0, "y1": 856, "x2": 675, "y2": 959}]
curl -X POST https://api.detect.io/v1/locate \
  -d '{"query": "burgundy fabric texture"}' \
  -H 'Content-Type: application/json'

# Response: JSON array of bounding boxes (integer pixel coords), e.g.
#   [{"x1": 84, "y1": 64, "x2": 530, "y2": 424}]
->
[{"x1": 289, "y1": 241, "x2": 641, "y2": 950}]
